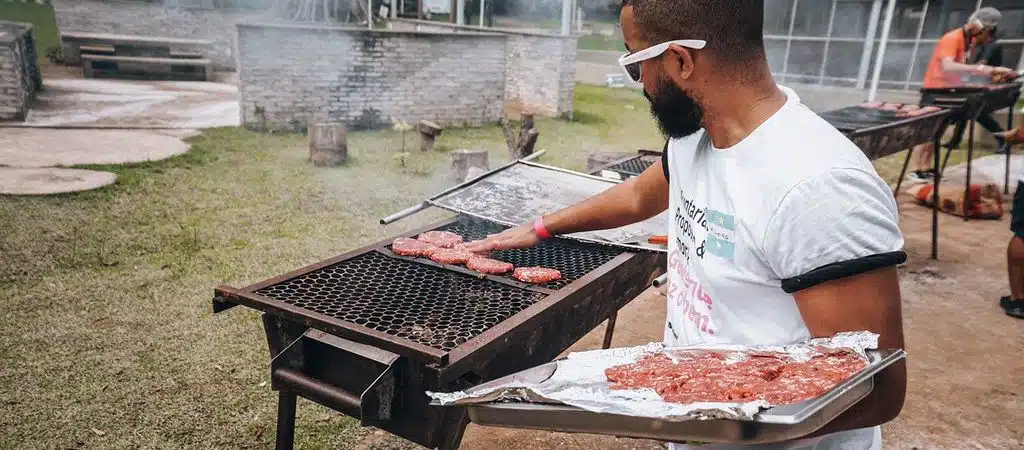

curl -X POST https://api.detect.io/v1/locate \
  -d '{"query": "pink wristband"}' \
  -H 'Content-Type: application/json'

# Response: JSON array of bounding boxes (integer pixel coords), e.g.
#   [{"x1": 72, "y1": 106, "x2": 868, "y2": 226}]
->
[{"x1": 534, "y1": 217, "x2": 554, "y2": 240}]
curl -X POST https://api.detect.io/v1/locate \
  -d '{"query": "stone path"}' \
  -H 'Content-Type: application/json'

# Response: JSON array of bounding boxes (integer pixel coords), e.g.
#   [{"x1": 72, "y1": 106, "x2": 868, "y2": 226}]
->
[{"x1": 0, "y1": 128, "x2": 191, "y2": 168}]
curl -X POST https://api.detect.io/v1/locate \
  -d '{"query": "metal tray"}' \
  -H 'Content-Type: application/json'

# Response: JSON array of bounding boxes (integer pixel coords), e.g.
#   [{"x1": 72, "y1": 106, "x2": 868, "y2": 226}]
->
[{"x1": 461, "y1": 349, "x2": 905, "y2": 444}]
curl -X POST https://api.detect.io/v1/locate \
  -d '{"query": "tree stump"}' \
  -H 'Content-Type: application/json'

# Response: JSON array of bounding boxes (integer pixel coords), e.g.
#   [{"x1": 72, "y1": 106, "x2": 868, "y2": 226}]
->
[
  {"x1": 418, "y1": 120, "x2": 443, "y2": 152},
  {"x1": 586, "y1": 151, "x2": 633, "y2": 173},
  {"x1": 503, "y1": 113, "x2": 539, "y2": 160},
  {"x1": 451, "y1": 149, "x2": 489, "y2": 182},
  {"x1": 309, "y1": 122, "x2": 348, "y2": 167}
]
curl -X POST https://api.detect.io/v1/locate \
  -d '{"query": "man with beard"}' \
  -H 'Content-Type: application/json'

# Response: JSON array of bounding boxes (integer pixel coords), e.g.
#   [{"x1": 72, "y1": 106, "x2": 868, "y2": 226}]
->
[{"x1": 465, "y1": 0, "x2": 906, "y2": 448}]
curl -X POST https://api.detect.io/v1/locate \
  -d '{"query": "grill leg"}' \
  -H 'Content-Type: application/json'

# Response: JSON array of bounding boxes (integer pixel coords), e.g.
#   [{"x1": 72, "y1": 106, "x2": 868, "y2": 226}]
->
[
  {"x1": 965, "y1": 120, "x2": 975, "y2": 222},
  {"x1": 894, "y1": 146, "x2": 914, "y2": 198},
  {"x1": 940, "y1": 144, "x2": 954, "y2": 175},
  {"x1": 275, "y1": 390, "x2": 298, "y2": 450},
  {"x1": 602, "y1": 313, "x2": 618, "y2": 350},
  {"x1": 1007, "y1": 104, "x2": 1015, "y2": 195},
  {"x1": 932, "y1": 129, "x2": 942, "y2": 260},
  {"x1": 439, "y1": 411, "x2": 470, "y2": 450}
]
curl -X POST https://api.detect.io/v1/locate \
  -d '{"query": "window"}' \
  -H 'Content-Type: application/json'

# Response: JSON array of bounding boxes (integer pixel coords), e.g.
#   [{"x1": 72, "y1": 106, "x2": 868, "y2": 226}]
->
[{"x1": 765, "y1": 0, "x2": 796, "y2": 35}]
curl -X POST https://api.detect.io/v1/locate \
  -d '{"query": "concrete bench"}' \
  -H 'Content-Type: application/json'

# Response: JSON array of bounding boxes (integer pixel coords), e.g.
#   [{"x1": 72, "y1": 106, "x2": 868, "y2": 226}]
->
[
  {"x1": 61, "y1": 31, "x2": 213, "y2": 66},
  {"x1": 82, "y1": 54, "x2": 213, "y2": 81}
]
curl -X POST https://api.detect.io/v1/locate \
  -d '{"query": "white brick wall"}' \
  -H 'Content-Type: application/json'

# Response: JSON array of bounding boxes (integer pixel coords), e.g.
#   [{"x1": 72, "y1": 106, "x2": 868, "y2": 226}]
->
[
  {"x1": 237, "y1": 24, "x2": 508, "y2": 132},
  {"x1": 52, "y1": 0, "x2": 266, "y2": 70}
]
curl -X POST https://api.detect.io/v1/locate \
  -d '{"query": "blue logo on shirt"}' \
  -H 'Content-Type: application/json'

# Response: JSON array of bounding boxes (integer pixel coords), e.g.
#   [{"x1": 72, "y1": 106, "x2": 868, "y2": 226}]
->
[{"x1": 705, "y1": 208, "x2": 736, "y2": 261}]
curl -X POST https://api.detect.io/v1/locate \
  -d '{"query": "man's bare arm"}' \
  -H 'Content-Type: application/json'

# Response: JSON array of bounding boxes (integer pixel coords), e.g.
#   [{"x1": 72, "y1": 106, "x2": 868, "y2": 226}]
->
[
  {"x1": 796, "y1": 266, "x2": 906, "y2": 437},
  {"x1": 940, "y1": 56, "x2": 1011, "y2": 75},
  {"x1": 464, "y1": 159, "x2": 670, "y2": 252}
]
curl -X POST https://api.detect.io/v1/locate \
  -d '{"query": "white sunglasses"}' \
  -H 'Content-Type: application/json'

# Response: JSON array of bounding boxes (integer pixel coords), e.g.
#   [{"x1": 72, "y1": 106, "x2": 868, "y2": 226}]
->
[{"x1": 618, "y1": 39, "x2": 707, "y2": 82}]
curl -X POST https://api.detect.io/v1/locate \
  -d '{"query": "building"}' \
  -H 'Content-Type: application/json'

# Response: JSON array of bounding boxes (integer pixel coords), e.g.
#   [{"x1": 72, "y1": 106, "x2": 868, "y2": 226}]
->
[{"x1": 765, "y1": 0, "x2": 1024, "y2": 92}]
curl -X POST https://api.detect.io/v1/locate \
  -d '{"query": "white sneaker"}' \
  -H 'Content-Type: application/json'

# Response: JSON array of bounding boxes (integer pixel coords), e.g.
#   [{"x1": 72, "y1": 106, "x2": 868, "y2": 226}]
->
[{"x1": 907, "y1": 171, "x2": 933, "y2": 184}]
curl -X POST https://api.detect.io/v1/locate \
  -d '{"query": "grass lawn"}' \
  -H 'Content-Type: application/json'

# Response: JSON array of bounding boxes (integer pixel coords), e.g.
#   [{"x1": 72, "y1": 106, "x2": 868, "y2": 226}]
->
[
  {"x1": 0, "y1": 1, "x2": 59, "y2": 65},
  {"x1": 0, "y1": 82, "x2": 986, "y2": 449}
]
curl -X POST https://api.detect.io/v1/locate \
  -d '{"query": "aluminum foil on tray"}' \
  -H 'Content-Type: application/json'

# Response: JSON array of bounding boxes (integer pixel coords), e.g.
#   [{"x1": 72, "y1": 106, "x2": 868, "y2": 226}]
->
[{"x1": 428, "y1": 331, "x2": 879, "y2": 421}]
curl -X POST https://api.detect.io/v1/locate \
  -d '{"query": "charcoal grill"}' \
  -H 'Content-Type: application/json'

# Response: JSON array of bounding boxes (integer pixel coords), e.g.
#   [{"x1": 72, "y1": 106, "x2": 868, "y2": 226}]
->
[
  {"x1": 213, "y1": 216, "x2": 663, "y2": 449},
  {"x1": 589, "y1": 149, "x2": 663, "y2": 180},
  {"x1": 819, "y1": 104, "x2": 953, "y2": 259},
  {"x1": 920, "y1": 82, "x2": 1023, "y2": 223}
]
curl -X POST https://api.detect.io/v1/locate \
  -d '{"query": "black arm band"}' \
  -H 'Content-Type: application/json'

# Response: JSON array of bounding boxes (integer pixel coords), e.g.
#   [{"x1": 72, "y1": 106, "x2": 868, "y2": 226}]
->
[
  {"x1": 780, "y1": 251, "x2": 907, "y2": 294},
  {"x1": 661, "y1": 140, "x2": 670, "y2": 181}
]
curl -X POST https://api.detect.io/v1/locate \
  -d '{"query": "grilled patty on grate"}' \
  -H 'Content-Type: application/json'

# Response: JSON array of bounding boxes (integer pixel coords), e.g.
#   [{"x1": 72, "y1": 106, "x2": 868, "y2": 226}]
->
[
  {"x1": 513, "y1": 267, "x2": 562, "y2": 284},
  {"x1": 417, "y1": 231, "x2": 464, "y2": 248},
  {"x1": 392, "y1": 237, "x2": 437, "y2": 257},
  {"x1": 429, "y1": 247, "x2": 476, "y2": 265},
  {"x1": 467, "y1": 256, "x2": 514, "y2": 274}
]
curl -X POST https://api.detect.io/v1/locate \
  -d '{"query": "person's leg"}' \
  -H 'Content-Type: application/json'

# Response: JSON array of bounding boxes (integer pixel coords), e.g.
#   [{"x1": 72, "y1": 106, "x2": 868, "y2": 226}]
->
[
  {"x1": 909, "y1": 142, "x2": 935, "y2": 181},
  {"x1": 1005, "y1": 181, "x2": 1024, "y2": 318},
  {"x1": 976, "y1": 112, "x2": 1007, "y2": 150}
]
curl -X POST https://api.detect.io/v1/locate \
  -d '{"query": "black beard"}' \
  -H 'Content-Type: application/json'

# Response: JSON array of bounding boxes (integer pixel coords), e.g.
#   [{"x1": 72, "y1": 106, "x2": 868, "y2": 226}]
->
[{"x1": 644, "y1": 77, "x2": 704, "y2": 139}]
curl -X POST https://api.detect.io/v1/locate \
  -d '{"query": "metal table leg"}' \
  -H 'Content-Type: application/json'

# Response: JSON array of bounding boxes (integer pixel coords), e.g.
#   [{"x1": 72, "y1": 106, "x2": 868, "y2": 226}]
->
[
  {"x1": 275, "y1": 391, "x2": 298, "y2": 450},
  {"x1": 602, "y1": 313, "x2": 618, "y2": 350},
  {"x1": 894, "y1": 147, "x2": 914, "y2": 196}
]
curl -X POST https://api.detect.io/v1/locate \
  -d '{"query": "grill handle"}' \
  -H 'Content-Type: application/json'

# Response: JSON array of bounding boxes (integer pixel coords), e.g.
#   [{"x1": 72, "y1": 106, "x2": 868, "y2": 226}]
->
[
  {"x1": 652, "y1": 272, "x2": 668, "y2": 288},
  {"x1": 273, "y1": 368, "x2": 362, "y2": 418}
]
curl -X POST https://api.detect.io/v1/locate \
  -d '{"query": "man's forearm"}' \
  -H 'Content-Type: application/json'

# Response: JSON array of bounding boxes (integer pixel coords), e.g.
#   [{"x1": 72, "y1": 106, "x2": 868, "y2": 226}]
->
[{"x1": 544, "y1": 163, "x2": 669, "y2": 236}]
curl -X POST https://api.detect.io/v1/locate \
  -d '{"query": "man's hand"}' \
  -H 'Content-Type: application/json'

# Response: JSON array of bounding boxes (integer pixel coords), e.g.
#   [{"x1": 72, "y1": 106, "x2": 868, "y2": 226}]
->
[{"x1": 464, "y1": 224, "x2": 540, "y2": 253}]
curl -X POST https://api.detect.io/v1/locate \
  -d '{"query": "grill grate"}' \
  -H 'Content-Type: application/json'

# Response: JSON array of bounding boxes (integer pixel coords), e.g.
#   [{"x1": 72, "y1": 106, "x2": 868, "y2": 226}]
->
[
  {"x1": 256, "y1": 251, "x2": 545, "y2": 352},
  {"x1": 432, "y1": 219, "x2": 624, "y2": 290},
  {"x1": 603, "y1": 156, "x2": 657, "y2": 177}
]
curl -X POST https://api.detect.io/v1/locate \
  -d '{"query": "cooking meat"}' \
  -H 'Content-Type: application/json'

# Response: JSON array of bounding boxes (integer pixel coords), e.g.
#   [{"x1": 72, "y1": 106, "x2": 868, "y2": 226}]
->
[
  {"x1": 466, "y1": 256, "x2": 514, "y2": 275},
  {"x1": 429, "y1": 248, "x2": 476, "y2": 265},
  {"x1": 513, "y1": 267, "x2": 562, "y2": 284},
  {"x1": 605, "y1": 349, "x2": 867, "y2": 406},
  {"x1": 416, "y1": 231, "x2": 464, "y2": 248},
  {"x1": 391, "y1": 237, "x2": 437, "y2": 257},
  {"x1": 859, "y1": 101, "x2": 883, "y2": 108},
  {"x1": 879, "y1": 103, "x2": 901, "y2": 111}
]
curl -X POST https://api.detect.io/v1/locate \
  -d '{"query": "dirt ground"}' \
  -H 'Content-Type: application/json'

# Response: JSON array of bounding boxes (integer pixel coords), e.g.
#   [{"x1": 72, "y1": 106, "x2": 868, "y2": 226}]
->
[{"x1": 458, "y1": 192, "x2": 1024, "y2": 450}]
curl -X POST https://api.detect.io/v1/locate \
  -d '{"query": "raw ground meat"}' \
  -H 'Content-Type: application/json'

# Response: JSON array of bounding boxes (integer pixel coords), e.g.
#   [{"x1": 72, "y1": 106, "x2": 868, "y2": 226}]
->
[
  {"x1": 429, "y1": 248, "x2": 476, "y2": 265},
  {"x1": 513, "y1": 267, "x2": 562, "y2": 284},
  {"x1": 391, "y1": 237, "x2": 437, "y2": 257},
  {"x1": 416, "y1": 231, "x2": 464, "y2": 248},
  {"x1": 605, "y1": 349, "x2": 867, "y2": 406},
  {"x1": 466, "y1": 257, "x2": 514, "y2": 274}
]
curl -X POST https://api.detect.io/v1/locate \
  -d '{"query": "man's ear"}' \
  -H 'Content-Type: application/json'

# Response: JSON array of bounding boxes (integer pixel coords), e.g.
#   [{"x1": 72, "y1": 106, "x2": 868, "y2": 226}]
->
[{"x1": 663, "y1": 45, "x2": 696, "y2": 87}]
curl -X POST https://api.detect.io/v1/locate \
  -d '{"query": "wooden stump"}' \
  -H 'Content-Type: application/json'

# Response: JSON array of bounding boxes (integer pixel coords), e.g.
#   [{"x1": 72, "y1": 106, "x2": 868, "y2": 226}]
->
[
  {"x1": 586, "y1": 151, "x2": 633, "y2": 173},
  {"x1": 451, "y1": 149, "x2": 489, "y2": 182},
  {"x1": 502, "y1": 113, "x2": 539, "y2": 160},
  {"x1": 418, "y1": 120, "x2": 443, "y2": 152},
  {"x1": 309, "y1": 123, "x2": 348, "y2": 167}
]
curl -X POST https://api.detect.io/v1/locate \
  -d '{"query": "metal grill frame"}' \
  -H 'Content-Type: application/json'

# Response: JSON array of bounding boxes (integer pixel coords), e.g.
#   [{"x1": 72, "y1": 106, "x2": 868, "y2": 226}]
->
[
  {"x1": 214, "y1": 217, "x2": 661, "y2": 381},
  {"x1": 589, "y1": 149, "x2": 663, "y2": 181},
  {"x1": 819, "y1": 106, "x2": 953, "y2": 161}
]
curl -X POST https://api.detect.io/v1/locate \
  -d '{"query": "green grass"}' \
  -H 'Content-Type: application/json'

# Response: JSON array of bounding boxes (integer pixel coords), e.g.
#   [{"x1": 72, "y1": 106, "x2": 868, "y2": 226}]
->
[
  {"x1": 0, "y1": 82, "x2": 966, "y2": 449},
  {"x1": 577, "y1": 33, "x2": 623, "y2": 52},
  {"x1": 0, "y1": 1, "x2": 60, "y2": 65}
]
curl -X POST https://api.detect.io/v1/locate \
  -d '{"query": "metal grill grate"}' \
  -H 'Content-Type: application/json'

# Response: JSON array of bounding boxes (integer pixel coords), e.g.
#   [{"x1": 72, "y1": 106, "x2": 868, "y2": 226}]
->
[
  {"x1": 256, "y1": 251, "x2": 545, "y2": 352},
  {"x1": 433, "y1": 219, "x2": 624, "y2": 290},
  {"x1": 604, "y1": 156, "x2": 657, "y2": 176}
]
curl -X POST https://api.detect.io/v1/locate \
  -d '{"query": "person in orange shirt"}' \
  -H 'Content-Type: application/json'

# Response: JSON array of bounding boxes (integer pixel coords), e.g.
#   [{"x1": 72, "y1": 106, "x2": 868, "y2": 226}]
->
[{"x1": 907, "y1": 7, "x2": 1016, "y2": 183}]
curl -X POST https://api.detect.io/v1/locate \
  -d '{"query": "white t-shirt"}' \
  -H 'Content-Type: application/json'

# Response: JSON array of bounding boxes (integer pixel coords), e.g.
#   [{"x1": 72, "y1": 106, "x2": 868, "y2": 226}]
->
[{"x1": 662, "y1": 86, "x2": 903, "y2": 450}]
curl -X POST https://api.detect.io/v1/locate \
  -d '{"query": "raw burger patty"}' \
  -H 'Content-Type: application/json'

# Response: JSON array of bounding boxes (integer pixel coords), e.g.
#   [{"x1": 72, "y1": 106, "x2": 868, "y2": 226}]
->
[
  {"x1": 513, "y1": 267, "x2": 562, "y2": 284},
  {"x1": 466, "y1": 257, "x2": 514, "y2": 274},
  {"x1": 417, "y1": 231, "x2": 464, "y2": 248},
  {"x1": 392, "y1": 237, "x2": 436, "y2": 257},
  {"x1": 429, "y1": 248, "x2": 475, "y2": 265}
]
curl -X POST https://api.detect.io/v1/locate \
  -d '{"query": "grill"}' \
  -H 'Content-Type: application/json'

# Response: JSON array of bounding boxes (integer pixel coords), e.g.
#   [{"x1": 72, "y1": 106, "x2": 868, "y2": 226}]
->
[
  {"x1": 589, "y1": 150, "x2": 663, "y2": 180},
  {"x1": 920, "y1": 82, "x2": 1022, "y2": 204},
  {"x1": 214, "y1": 215, "x2": 664, "y2": 450}
]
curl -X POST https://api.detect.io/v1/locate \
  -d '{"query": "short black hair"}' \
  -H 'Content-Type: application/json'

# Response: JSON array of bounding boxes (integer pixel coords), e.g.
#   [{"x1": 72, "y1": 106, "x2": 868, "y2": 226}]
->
[{"x1": 622, "y1": 0, "x2": 765, "y2": 64}]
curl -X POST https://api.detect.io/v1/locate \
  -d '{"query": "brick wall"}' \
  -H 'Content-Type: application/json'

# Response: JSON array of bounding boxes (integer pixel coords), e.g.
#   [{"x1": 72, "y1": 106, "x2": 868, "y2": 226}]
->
[
  {"x1": 237, "y1": 23, "x2": 512, "y2": 132},
  {"x1": 389, "y1": 19, "x2": 577, "y2": 118},
  {"x1": 51, "y1": 0, "x2": 267, "y2": 70},
  {"x1": 0, "y1": 22, "x2": 41, "y2": 121}
]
